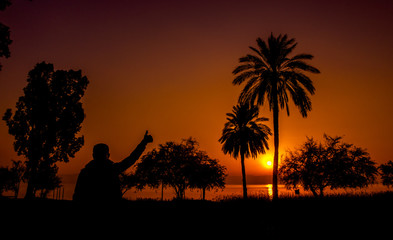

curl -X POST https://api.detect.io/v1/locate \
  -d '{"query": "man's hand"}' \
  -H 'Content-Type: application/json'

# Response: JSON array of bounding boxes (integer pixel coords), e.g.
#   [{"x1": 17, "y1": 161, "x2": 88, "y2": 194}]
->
[{"x1": 143, "y1": 130, "x2": 153, "y2": 143}]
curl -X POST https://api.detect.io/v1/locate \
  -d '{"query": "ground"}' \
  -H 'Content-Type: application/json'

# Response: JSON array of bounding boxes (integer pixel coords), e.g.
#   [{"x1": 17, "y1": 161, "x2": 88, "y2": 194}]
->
[{"x1": 1, "y1": 192, "x2": 392, "y2": 239}]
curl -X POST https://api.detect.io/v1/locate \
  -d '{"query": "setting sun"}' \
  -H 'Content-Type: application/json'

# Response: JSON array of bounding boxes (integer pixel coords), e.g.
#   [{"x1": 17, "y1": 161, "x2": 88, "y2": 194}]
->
[
  {"x1": 262, "y1": 154, "x2": 274, "y2": 169},
  {"x1": 266, "y1": 160, "x2": 272, "y2": 167}
]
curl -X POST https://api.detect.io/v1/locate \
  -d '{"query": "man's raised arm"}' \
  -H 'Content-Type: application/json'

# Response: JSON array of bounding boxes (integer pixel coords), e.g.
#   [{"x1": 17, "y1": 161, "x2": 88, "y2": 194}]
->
[{"x1": 115, "y1": 131, "x2": 153, "y2": 172}]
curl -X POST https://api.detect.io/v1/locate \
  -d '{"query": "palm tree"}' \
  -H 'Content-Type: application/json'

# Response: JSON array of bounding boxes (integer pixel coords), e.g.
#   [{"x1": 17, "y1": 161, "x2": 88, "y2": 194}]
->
[
  {"x1": 219, "y1": 103, "x2": 271, "y2": 199},
  {"x1": 232, "y1": 33, "x2": 320, "y2": 200}
]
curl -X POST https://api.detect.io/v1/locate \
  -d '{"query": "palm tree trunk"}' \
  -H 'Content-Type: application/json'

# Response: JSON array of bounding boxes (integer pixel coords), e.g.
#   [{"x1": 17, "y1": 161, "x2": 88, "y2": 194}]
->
[
  {"x1": 241, "y1": 153, "x2": 247, "y2": 199},
  {"x1": 272, "y1": 93, "x2": 279, "y2": 201}
]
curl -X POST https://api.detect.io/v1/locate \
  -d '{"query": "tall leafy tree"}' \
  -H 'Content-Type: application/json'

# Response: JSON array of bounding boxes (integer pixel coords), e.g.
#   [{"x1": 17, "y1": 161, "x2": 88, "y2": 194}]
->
[
  {"x1": 219, "y1": 103, "x2": 271, "y2": 199},
  {"x1": 3, "y1": 62, "x2": 88, "y2": 198},
  {"x1": 232, "y1": 33, "x2": 320, "y2": 199}
]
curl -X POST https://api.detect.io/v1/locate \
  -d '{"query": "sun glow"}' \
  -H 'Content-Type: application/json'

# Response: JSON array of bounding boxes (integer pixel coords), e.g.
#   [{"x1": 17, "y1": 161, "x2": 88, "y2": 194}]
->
[{"x1": 262, "y1": 154, "x2": 274, "y2": 169}]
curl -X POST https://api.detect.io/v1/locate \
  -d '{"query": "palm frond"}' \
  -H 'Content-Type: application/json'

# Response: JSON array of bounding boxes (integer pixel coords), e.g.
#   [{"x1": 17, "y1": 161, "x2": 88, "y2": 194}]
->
[
  {"x1": 232, "y1": 63, "x2": 254, "y2": 75},
  {"x1": 232, "y1": 70, "x2": 256, "y2": 85},
  {"x1": 287, "y1": 84, "x2": 312, "y2": 117},
  {"x1": 290, "y1": 53, "x2": 314, "y2": 61},
  {"x1": 233, "y1": 33, "x2": 319, "y2": 118},
  {"x1": 219, "y1": 102, "x2": 271, "y2": 159},
  {"x1": 285, "y1": 60, "x2": 320, "y2": 73}
]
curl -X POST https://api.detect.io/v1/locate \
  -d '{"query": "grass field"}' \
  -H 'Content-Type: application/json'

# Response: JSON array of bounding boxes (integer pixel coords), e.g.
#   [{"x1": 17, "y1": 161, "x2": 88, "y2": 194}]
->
[{"x1": 1, "y1": 192, "x2": 392, "y2": 239}]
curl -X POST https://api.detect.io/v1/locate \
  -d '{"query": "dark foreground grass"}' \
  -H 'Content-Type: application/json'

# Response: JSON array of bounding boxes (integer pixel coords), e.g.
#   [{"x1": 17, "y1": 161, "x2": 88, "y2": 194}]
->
[{"x1": 1, "y1": 192, "x2": 392, "y2": 239}]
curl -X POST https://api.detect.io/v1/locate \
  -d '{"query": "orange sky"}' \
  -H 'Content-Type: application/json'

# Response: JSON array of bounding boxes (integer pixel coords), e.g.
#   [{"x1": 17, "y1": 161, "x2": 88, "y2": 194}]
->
[{"x1": 1, "y1": 0, "x2": 393, "y2": 178}]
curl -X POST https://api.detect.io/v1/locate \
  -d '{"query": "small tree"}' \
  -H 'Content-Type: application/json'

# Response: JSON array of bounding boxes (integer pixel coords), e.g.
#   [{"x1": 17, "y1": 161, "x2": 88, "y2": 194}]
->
[
  {"x1": 0, "y1": 160, "x2": 25, "y2": 198},
  {"x1": 132, "y1": 138, "x2": 227, "y2": 200},
  {"x1": 380, "y1": 161, "x2": 393, "y2": 188},
  {"x1": 279, "y1": 135, "x2": 378, "y2": 197},
  {"x1": 3, "y1": 62, "x2": 88, "y2": 198},
  {"x1": 189, "y1": 152, "x2": 227, "y2": 200}
]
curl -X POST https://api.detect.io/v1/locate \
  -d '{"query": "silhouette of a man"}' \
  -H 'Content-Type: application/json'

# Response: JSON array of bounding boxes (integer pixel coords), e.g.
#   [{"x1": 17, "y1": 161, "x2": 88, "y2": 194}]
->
[{"x1": 73, "y1": 131, "x2": 153, "y2": 201}]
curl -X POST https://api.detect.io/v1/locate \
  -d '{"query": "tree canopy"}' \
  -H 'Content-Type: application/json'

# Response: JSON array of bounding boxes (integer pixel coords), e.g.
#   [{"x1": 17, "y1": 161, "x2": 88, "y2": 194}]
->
[
  {"x1": 279, "y1": 135, "x2": 378, "y2": 197},
  {"x1": 219, "y1": 103, "x2": 271, "y2": 160}
]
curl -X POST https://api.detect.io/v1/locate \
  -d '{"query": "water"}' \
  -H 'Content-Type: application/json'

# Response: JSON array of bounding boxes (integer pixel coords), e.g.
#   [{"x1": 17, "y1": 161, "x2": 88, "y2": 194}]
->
[
  {"x1": 122, "y1": 184, "x2": 287, "y2": 201},
  {"x1": 6, "y1": 183, "x2": 390, "y2": 201}
]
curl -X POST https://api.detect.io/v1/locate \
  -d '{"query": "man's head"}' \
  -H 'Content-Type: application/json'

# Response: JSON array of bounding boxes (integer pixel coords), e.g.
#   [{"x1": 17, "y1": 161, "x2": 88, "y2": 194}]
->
[{"x1": 93, "y1": 143, "x2": 110, "y2": 160}]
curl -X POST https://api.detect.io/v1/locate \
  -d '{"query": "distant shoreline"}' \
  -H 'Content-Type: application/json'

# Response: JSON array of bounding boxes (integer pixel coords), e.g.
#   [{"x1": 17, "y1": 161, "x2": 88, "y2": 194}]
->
[{"x1": 59, "y1": 173, "x2": 277, "y2": 185}]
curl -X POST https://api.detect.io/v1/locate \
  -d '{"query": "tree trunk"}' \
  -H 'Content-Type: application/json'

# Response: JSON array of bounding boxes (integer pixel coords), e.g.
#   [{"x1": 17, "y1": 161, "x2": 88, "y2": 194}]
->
[
  {"x1": 241, "y1": 154, "x2": 247, "y2": 199},
  {"x1": 202, "y1": 187, "x2": 206, "y2": 200},
  {"x1": 161, "y1": 183, "x2": 164, "y2": 201},
  {"x1": 25, "y1": 138, "x2": 40, "y2": 199},
  {"x1": 25, "y1": 160, "x2": 38, "y2": 199},
  {"x1": 174, "y1": 185, "x2": 186, "y2": 200},
  {"x1": 176, "y1": 187, "x2": 183, "y2": 200},
  {"x1": 310, "y1": 186, "x2": 318, "y2": 197},
  {"x1": 25, "y1": 181, "x2": 34, "y2": 199},
  {"x1": 272, "y1": 94, "x2": 279, "y2": 201},
  {"x1": 14, "y1": 181, "x2": 20, "y2": 199},
  {"x1": 319, "y1": 188, "x2": 324, "y2": 197}
]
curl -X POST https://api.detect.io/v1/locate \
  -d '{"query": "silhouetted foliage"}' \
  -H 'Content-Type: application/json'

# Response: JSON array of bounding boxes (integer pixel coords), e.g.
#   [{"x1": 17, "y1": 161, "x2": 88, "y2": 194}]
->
[
  {"x1": 0, "y1": 0, "x2": 11, "y2": 10},
  {"x1": 233, "y1": 33, "x2": 320, "y2": 200},
  {"x1": 219, "y1": 102, "x2": 271, "y2": 199},
  {"x1": 3, "y1": 62, "x2": 88, "y2": 198},
  {"x1": 0, "y1": 0, "x2": 12, "y2": 70},
  {"x1": 0, "y1": 166, "x2": 12, "y2": 196},
  {"x1": 133, "y1": 148, "x2": 162, "y2": 190},
  {"x1": 380, "y1": 160, "x2": 393, "y2": 187},
  {"x1": 0, "y1": 0, "x2": 33, "y2": 70},
  {"x1": 34, "y1": 161, "x2": 61, "y2": 198},
  {"x1": 133, "y1": 138, "x2": 226, "y2": 200},
  {"x1": 119, "y1": 172, "x2": 139, "y2": 196},
  {"x1": 279, "y1": 135, "x2": 378, "y2": 197},
  {"x1": 0, "y1": 160, "x2": 25, "y2": 197}
]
